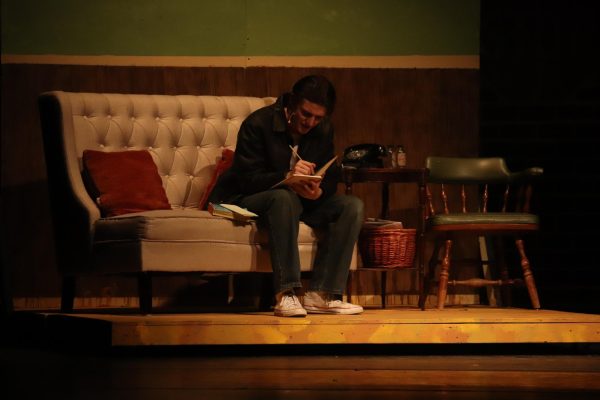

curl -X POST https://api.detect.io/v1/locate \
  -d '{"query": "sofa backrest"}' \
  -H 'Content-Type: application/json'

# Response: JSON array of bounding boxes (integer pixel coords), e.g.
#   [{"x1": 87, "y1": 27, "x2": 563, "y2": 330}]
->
[{"x1": 42, "y1": 92, "x2": 275, "y2": 210}]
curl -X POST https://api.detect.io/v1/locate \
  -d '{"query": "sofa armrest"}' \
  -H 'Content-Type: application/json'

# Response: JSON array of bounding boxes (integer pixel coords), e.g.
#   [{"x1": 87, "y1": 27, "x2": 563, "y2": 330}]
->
[{"x1": 39, "y1": 91, "x2": 101, "y2": 273}]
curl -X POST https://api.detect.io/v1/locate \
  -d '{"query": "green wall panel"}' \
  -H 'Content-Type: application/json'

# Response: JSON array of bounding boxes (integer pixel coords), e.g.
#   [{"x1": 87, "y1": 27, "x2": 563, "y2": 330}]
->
[
  {"x1": 2, "y1": 0, "x2": 479, "y2": 56},
  {"x1": 1, "y1": 0, "x2": 247, "y2": 55},
  {"x1": 247, "y1": 0, "x2": 479, "y2": 55}
]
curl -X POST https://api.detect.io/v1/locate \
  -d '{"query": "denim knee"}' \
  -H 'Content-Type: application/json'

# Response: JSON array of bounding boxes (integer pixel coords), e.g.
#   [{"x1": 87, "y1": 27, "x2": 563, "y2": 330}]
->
[
  {"x1": 342, "y1": 195, "x2": 364, "y2": 226},
  {"x1": 265, "y1": 189, "x2": 303, "y2": 218}
]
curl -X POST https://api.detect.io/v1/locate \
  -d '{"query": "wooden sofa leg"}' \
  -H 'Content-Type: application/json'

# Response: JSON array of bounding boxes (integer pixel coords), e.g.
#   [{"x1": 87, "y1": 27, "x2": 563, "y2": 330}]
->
[
  {"x1": 61, "y1": 276, "x2": 76, "y2": 313},
  {"x1": 138, "y1": 273, "x2": 153, "y2": 314},
  {"x1": 1, "y1": 261, "x2": 13, "y2": 314},
  {"x1": 258, "y1": 273, "x2": 274, "y2": 311}
]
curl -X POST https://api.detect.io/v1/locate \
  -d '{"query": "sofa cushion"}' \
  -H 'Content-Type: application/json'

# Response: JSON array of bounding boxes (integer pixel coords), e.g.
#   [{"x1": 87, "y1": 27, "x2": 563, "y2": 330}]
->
[
  {"x1": 198, "y1": 148, "x2": 234, "y2": 210},
  {"x1": 82, "y1": 149, "x2": 171, "y2": 217},
  {"x1": 94, "y1": 209, "x2": 317, "y2": 244},
  {"x1": 92, "y1": 209, "x2": 323, "y2": 273}
]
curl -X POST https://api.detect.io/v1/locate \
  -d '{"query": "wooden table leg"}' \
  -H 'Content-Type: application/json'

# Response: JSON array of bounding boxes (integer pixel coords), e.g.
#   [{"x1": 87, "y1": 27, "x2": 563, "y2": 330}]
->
[
  {"x1": 381, "y1": 270, "x2": 387, "y2": 308},
  {"x1": 346, "y1": 271, "x2": 354, "y2": 304}
]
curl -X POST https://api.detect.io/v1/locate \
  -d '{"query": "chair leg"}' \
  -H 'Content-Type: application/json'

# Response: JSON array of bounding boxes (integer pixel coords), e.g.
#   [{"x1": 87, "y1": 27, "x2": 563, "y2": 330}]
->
[
  {"x1": 479, "y1": 236, "x2": 500, "y2": 306},
  {"x1": 515, "y1": 238, "x2": 541, "y2": 309},
  {"x1": 419, "y1": 239, "x2": 442, "y2": 309},
  {"x1": 137, "y1": 273, "x2": 153, "y2": 314},
  {"x1": 61, "y1": 276, "x2": 76, "y2": 313},
  {"x1": 494, "y1": 236, "x2": 512, "y2": 307},
  {"x1": 437, "y1": 239, "x2": 453, "y2": 309}
]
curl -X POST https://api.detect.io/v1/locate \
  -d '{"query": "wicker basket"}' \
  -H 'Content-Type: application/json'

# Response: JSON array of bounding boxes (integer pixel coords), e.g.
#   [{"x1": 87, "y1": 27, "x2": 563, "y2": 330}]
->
[{"x1": 358, "y1": 224, "x2": 416, "y2": 268}]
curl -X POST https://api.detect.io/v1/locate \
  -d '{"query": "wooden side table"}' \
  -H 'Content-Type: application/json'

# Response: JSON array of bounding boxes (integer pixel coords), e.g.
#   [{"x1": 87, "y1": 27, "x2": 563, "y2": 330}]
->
[{"x1": 343, "y1": 167, "x2": 429, "y2": 309}]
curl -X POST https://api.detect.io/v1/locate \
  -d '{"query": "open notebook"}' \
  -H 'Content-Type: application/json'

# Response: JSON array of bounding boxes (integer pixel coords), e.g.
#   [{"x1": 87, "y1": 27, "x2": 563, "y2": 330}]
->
[{"x1": 271, "y1": 156, "x2": 337, "y2": 188}]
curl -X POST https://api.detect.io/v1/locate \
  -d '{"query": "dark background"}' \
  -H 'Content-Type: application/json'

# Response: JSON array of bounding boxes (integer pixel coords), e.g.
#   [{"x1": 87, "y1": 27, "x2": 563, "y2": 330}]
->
[{"x1": 480, "y1": 1, "x2": 600, "y2": 313}]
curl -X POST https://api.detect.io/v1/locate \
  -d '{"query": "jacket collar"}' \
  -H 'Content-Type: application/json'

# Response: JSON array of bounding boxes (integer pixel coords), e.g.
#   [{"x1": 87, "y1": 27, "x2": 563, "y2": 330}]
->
[{"x1": 272, "y1": 94, "x2": 289, "y2": 134}]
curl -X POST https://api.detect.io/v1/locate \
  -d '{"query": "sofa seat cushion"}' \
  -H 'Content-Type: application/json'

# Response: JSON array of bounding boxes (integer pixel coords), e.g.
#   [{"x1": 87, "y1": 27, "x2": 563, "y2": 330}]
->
[
  {"x1": 91, "y1": 209, "x2": 324, "y2": 273},
  {"x1": 94, "y1": 209, "x2": 317, "y2": 244}
]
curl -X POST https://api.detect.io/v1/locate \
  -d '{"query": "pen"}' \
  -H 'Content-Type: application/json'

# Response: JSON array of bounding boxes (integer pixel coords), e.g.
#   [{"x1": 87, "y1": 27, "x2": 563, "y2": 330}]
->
[{"x1": 289, "y1": 145, "x2": 304, "y2": 161}]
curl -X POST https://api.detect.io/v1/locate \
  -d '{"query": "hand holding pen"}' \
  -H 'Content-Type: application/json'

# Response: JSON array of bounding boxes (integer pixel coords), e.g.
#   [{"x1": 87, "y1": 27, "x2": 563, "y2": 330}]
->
[
  {"x1": 289, "y1": 145, "x2": 315, "y2": 175},
  {"x1": 287, "y1": 145, "x2": 321, "y2": 199}
]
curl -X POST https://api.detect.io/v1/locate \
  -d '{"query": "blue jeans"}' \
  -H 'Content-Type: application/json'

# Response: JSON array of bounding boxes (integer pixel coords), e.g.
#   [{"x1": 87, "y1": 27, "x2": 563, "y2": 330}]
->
[{"x1": 238, "y1": 189, "x2": 364, "y2": 295}]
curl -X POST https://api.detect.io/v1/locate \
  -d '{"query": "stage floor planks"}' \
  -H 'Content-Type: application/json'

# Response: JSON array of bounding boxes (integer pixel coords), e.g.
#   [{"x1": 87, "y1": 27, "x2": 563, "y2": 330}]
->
[{"x1": 39, "y1": 307, "x2": 600, "y2": 347}]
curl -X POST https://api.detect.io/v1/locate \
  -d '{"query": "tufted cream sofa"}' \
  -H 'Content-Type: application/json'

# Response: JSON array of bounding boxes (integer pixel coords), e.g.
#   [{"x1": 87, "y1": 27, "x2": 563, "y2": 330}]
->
[{"x1": 39, "y1": 91, "x2": 356, "y2": 313}]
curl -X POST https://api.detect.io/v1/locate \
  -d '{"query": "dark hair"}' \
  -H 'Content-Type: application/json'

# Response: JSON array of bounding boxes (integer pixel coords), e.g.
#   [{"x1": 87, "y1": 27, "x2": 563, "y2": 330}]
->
[{"x1": 289, "y1": 75, "x2": 336, "y2": 114}]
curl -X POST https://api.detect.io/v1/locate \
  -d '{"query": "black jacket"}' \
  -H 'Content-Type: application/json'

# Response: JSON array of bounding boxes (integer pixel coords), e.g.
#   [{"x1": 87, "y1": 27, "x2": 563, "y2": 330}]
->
[{"x1": 209, "y1": 94, "x2": 340, "y2": 207}]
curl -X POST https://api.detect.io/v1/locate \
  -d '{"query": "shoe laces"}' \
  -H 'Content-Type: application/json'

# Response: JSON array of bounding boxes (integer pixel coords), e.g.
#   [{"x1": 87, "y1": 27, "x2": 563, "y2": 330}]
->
[
  {"x1": 326, "y1": 298, "x2": 344, "y2": 307},
  {"x1": 280, "y1": 292, "x2": 301, "y2": 308},
  {"x1": 314, "y1": 292, "x2": 344, "y2": 307}
]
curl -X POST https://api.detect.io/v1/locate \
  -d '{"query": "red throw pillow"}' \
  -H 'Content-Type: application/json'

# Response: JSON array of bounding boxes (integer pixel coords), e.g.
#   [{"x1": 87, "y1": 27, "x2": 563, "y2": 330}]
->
[
  {"x1": 198, "y1": 148, "x2": 235, "y2": 210},
  {"x1": 82, "y1": 150, "x2": 171, "y2": 217}
]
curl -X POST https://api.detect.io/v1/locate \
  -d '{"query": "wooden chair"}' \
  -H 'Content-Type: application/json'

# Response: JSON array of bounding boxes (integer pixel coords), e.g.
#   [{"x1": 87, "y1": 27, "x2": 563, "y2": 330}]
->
[{"x1": 418, "y1": 157, "x2": 543, "y2": 310}]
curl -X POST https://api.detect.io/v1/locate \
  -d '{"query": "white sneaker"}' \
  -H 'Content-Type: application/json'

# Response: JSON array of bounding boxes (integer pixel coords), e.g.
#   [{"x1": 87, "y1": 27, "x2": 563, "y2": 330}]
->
[
  {"x1": 303, "y1": 291, "x2": 364, "y2": 315},
  {"x1": 274, "y1": 291, "x2": 307, "y2": 317}
]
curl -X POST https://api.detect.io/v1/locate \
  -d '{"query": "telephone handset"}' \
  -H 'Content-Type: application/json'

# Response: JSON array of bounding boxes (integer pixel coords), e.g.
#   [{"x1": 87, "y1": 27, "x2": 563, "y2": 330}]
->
[{"x1": 341, "y1": 143, "x2": 387, "y2": 168}]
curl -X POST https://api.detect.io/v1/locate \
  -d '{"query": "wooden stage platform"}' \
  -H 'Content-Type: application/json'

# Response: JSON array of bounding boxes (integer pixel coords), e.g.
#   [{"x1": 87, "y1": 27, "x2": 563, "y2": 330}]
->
[{"x1": 33, "y1": 307, "x2": 600, "y2": 347}]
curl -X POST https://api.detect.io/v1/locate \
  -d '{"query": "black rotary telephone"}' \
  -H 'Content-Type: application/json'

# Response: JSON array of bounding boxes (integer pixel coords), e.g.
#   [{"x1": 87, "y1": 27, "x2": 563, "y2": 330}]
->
[{"x1": 341, "y1": 143, "x2": 387, "y2": 168}]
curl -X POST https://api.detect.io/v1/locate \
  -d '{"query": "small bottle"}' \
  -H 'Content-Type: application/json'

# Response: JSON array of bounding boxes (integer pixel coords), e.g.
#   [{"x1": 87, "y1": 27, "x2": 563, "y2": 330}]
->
[
  {"x1": 396, "y1": 145, "x2": 406, "y2": 167},
  {"x1": 385, "y1": 145, "x2": 397, "y2": 168}
]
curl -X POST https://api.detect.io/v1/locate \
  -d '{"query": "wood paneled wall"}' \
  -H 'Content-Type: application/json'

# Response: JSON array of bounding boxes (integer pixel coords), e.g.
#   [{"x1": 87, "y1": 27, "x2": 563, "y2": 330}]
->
[{"x1": 1, "y1": 64, "x2": 479, "y2": 308}]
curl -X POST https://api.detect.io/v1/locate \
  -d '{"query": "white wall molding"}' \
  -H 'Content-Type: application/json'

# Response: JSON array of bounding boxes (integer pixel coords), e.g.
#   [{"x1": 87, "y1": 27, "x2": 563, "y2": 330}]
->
[{"x1": 2, "y1": 54, "x2": 479, "y2": 69}]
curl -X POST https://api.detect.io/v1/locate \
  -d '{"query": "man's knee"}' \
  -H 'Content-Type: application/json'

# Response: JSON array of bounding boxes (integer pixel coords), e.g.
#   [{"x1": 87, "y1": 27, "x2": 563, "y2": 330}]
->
[
  {"x1": 341, "y1": 195, "x2": 364, "y2": 223},
  {"x1": 266, "y1": 189, "x2": 303, "y2": 216},
  {"x1": 340, "y1": 195, "x2": 364, "y2": 231}
]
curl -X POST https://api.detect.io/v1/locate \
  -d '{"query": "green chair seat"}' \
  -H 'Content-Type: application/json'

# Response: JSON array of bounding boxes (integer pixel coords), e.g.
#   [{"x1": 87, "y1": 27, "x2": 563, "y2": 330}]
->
[{"x1": 428, "y1": 212, "x2": 539, "y2": 227}]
